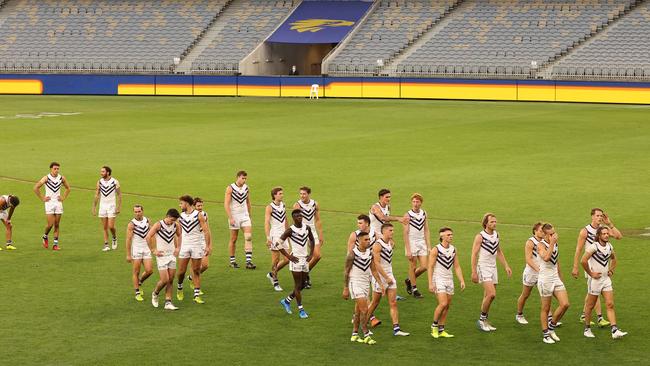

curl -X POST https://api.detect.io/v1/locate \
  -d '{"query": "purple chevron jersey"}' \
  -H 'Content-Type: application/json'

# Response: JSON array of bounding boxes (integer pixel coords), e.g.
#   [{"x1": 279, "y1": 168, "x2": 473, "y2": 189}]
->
[
  {"x1": 229, "y1": 183, "x2": 249, "y2": 214},
  {"x1": 350, "y1": 246, "x2": 372, "y2": 280},
  {"x1": 155, "y1": 220, "x2": 177, "y2": 255},
  {"x1": 45, "y1": 174, "x2": 63, "y2": 200},
  {"x1": 538, "y1": 239, "x2": 560, "y2": 278},
  {"x1": 180, "y1": 210, "x2": 202, "y2": 244},
  {"x1": 478, "y1": 230, "x2": 499, "y2": 266},
  {"x1": 98, "y1": 177, "x2": 119, "y2": 205},
  {"x1": 434, "y1": 243, "x2": 456, "y2": 280},
  {"x1": 586, "y1": 241, "x2": 613, "y2": 277},
  {"x1": 407, "y1": 209, "x2": 426, "y2": 242}
]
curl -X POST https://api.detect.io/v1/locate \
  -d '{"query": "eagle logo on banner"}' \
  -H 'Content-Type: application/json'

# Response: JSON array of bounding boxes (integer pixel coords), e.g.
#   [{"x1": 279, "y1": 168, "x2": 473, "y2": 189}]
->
[{"x1": 290, "y1": 19, "x2": 355, "y2": 33}]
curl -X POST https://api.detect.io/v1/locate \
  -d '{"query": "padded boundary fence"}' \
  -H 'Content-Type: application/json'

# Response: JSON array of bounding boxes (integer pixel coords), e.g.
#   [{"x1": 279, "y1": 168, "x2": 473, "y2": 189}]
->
[{"x1": 0, "y1": 74, "x2": 648, "y2": 104}]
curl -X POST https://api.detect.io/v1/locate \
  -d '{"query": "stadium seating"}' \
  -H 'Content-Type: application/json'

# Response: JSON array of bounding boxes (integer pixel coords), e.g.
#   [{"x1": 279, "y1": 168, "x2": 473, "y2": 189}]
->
[
  {"x1": 326, "y1": 0, "x2": 460, "y2": 75},
  {"x1": 551, "y1": 1, "x2": 650, "y2": 79},
  {"x1": 0, "y1": 0, "x2": 228, "y2": 72},
  {"x1": 190, "y1": 0, "x2": 296, "y2": 74},
  {"x1": 392, "y1": 0, "x2": 639, "y2": 77}
]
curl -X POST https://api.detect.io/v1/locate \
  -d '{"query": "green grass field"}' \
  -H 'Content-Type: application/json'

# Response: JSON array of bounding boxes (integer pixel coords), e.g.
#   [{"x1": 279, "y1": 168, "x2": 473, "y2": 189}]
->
[{"x1": 0, "y1": 95, "x2": 648, "y2": 365}]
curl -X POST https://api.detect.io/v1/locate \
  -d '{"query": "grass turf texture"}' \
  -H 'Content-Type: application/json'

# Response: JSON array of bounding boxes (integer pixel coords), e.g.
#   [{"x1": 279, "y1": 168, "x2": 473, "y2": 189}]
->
[{"x1": 0, "y1": 95, "x2": 648, "y2": 365}]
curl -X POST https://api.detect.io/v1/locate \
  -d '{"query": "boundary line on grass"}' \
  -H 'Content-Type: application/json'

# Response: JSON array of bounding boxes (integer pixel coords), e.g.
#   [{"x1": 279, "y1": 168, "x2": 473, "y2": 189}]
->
[{"x1": 0, "y1": 175, "x2": 588, "y2": 231}]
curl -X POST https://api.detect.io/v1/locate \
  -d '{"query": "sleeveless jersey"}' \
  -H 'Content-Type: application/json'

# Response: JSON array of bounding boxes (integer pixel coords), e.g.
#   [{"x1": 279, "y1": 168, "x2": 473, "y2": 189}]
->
[
  {"x1": 478, "y1": 230, "x2": 499, "y2": 266},
  {"x1": 0, "y1": 195, "x2": 9, "y2": 212},
  {"x1": 350, "y1": 246, "x2": 372, "y2": 280},
  {"x1": 407, "y1": 209, "x2": 427, "y2": 242},
  {"x1": 155, "y1": 220, "x2": 177, "y2": 256},
  {"x1": 130, "y1": 217, "x2": 150, "y2": 247},
  {"x1": 586, "y1": 241, "x2": 613, "y2": 277},
  {"x1": 269, "y1": 201, "x2": 286, "y2": 234},
  {"x1": 229, "y1": 183, "x2": 249, "y2": 214},
  {"x1": 180, "y1": 210, "x2": 202, "y2": 244},
  {"x1": 288, "y1": 224, "x2": 310, "y2": 257},
  {"x1": 525, "y1": 236, "x2": 540, "y2": 272},
  {"x1": 297, "y1": 199, "x2": 317, "y2": 227},
  {"x1": 538, "y1": 239, "x2": 559, "y2": 278},
  {"x1": 376, "y1": 238, "x2": 393, "y2": 271},
  {"x1": 45, "y1": 174, "x2": 63, "y2": 200},
  {"x1": 434, "y1": 243, "x2": 456, "y2": 280},
  {"x1": 584, "y1": 224, "x2": 598, "y2": 247},
  {"x1": 98, "y1": 177, "x2": 119, "y2": 205},
  {"x1": 369, "y1": 202, "x2": 389, "y2": 234}
]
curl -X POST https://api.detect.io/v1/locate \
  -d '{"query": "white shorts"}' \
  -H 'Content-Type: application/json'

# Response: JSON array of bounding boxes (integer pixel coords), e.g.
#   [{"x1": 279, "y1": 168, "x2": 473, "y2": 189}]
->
[
  {"x1": 131, "y1": 245, "x2": 152, "y2": 260},
  {"x1": 522, "y1": 267, "x2": 539, "y2": 287},
  {"x1": 289, "y1": 256, "x2": 309, "y2": 273},
  {"x1": 477, "y1": 265, "x2": 498, "y2": 284},
  {"x1": 45, "y1": 200, "x2": 63, "y2": 215},
  {"x1": 0, "y1": 211, "x2": 7, "y2": 222},
  {"x1": 270, "y1": 232, "x2": 289, "y2": 251},
  {"x1": 588, "y1": 276, "x2": 613, "y2": 296},
  {"x1": 537, "y1": 277, "x2": 566, "y2": 297},
  {"x1": 372, "y1": 270, "x2": 397, "y2": 293},
  {"x1": 98, "y1": 203, "x2": 117, "y2": 218},
  {"x1": 311, "y1": 228, "x2": 321, "y2": 246},
  {"x1": 349, "y1": 277, "x2": 371, "y2": 299},
  {"x1": 156, "y1": 255, "x2": 177, "y2": 270},
  {"x1": 229, "y1": 213, "x2": 251, "y2": 230},
  {"x1": 434, "y1": 276, "x2": 455, "y2": 295},
  {"x1": 406, "y1": 239, "x2": 428, "y2": 257},
  {"x1": 178, "y1": 244, "x2": 204, "y2": 259}
]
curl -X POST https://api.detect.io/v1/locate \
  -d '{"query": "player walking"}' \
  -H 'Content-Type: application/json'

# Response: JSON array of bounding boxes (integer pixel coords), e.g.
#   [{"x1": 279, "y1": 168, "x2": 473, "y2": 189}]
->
[
  {"x1": 266, "y1": 187, "x2": 289, "y2": 291},
  {"x1": 403, "y1": 193, "x2": 430, "y2": 298},
  {"x1": 293, "y1": 186, "x2": 323, "y2": 288},
  {"x1": 225, "y1": 171, "x2": 255, "y2": 269},
  {"x1": 146, "y1": 209, "x2": 181, "y2": 310},
  {"x1": 92, "y1": 166, "x2": 122, "y2": 252},
  {"x1": 125, "y1": 205, "x2": 153, "y2": 301}
]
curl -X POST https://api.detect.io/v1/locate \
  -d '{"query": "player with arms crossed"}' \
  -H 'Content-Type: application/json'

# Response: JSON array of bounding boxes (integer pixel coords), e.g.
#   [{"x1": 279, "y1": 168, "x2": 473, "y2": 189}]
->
[
  {"x1": 293, "y1": 186, "x2": 323, "y2": 289},
  {"x1": 225, "y1": 171, "x2": 255, "y2": 269},
  {"x1": 146, "y1": 209, "x2": 181, "y2": 310},
  {"x1": 0, "y1": 194, "x2": 20, "y2": 250},
  {"x1": 428, "y1": 227, "x2": 465, "y2": 338},
  {"x1": 125, "y1": 205, "x2": 153, "y2": 302},
  {"x1": 471, "y1": 213, "x2": 512, "y2": 332},
  {"x1": 581, "y1": 226, "x2": 627, "y2": 339},
  {"x1": 403, "y1": 193, "x2": 430, "y2": 299},
  {"x1": 537, "y1": 223, "x2": 570, "y2": 344},
  {"x1": 266, "y1": 187, "x2": 289, "y2": 291},
  {"x1": 343, "y1": 231, "x2": 384, "y2": 345},
  {"x1": 34, "y1": 162, "x2": 70, "y2": 250},
  {"x1": 366, "y1": 223, "x2": 409, "y2": 336},
  {"x1": 572, "y1": 208, "x2": 622, "y2": 327},
  {"x1": 176, "y1": 195, "x2": 212, "y2": 304},
  {"x1": 278, "y1": 209, "x2": 315, "y2": 319},
  {"x1": 92, "y1": 166, "x2": 122, "y2": 252}
]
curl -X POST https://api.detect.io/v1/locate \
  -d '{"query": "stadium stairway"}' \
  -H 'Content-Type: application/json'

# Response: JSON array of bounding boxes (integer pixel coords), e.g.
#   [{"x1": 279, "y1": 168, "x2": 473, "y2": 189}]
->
[
  {"x1": 537, "y1": 0, "x2": 647, "y2": 78},
  {"x1": 382, "y1": 0, "x2": 470, "y2": 76},
  {"x1": 174, "y1": 0, "x2": 235, "y2": 74}
]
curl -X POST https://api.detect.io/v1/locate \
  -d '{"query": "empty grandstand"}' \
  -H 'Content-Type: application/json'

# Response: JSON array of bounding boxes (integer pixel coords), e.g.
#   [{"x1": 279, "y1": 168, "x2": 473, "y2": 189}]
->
[{"x1": 0, "y1": 0, "x2": 647, "y2": 80}]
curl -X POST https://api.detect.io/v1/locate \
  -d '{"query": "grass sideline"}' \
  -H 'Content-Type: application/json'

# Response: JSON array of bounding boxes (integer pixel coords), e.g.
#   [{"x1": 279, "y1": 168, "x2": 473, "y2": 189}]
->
[{"x1": 0, "y1": 96, "x2": 648, "y2": 365}]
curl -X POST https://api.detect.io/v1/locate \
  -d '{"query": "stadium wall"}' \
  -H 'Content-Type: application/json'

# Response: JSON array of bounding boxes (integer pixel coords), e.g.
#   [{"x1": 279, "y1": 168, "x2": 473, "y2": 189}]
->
[{"x1": 0, "y1": 74, "x2": 648, "y2": 104}]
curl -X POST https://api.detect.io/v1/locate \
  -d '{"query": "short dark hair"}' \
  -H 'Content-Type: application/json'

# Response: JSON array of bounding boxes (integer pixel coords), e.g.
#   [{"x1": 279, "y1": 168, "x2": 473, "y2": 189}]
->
[
  {"x1": 271, "y1": 187, "x2": 283, "y2": 200},
  {"x1": 179, "y1": 195, "x2": 194, "y2": 206},
  {"x1": 381, "y1": 223, "x2": 393, "y2": 232},
  {"x1": 237, "y1": 170, "x2": 247, "y2": 177},
  {"x1": 299, "y1": 186, "x2": 311, "y2": 194},
  {"x1": 166, "y1": 208, "x2": 181, "y2": 219},
  {"x1": 102, "y1": 165, "x2": 112, "y2": 176},
  {"x1": 8, "y1": 195, "x2": 19, "y2": 207},
  {"x1": 357, "y1": 231, "x2": 369, "y2": 239},
  {"x1": 591, "y1": 208, "x2": 603, "y2": 216},
  {"x1": 133, "y1": 204, "x2": 143, "y2": 210},
  {"x1": 291, "y1": 209, "x2": 302, "y2": 217},
  {"x1": 378, "y1": 189, "x2": 390, "y2": 198},
  {"x1": 193, "y1": 197, "x2": 203, "y2": 204},
  {"x1": 49, "y1": 162, "x2": 60, "y2": 168},
  {"x1": 439, "y1": 226, "x2": 453, "y2": 234},
  {"x1": 532, "y1": 222, "x2": 543, "y2": 234},
  {"x1": 357, "y1": 214, "x2": 370, "y2": 225}
]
